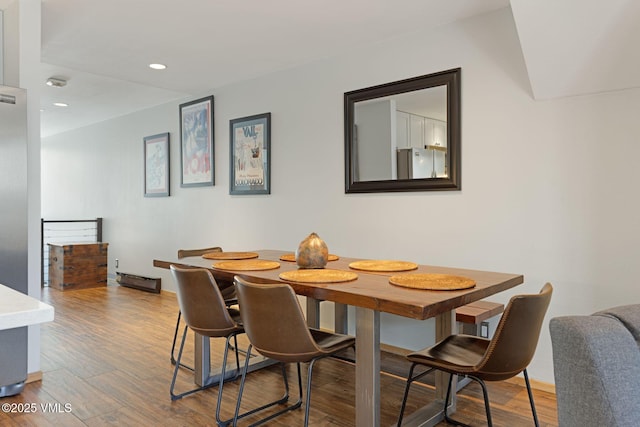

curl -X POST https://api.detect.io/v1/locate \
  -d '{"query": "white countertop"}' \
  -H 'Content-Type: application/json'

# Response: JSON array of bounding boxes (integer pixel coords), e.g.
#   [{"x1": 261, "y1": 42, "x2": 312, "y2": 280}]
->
[{"x1": 0, "y1": 284, "x2": 54, "y2": 331}]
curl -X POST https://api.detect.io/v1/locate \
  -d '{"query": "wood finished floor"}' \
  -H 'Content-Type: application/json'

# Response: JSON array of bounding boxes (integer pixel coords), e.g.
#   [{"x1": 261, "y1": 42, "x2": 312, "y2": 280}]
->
[{"x1": 1, "y1": 285, "x2": 558, "y2": 426}]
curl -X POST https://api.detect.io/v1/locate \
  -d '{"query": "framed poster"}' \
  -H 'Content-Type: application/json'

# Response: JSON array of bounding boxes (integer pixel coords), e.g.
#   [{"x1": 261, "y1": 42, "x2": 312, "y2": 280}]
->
[
  {"x1": 144, "y1": 132, "x2": 170, "y2": 197},
  {"x1": 179, "y1": 95, "x2": 214, "y2": 187},
  {"x1": 229, "y1": 113, "x2": 271, "y2": 195}
]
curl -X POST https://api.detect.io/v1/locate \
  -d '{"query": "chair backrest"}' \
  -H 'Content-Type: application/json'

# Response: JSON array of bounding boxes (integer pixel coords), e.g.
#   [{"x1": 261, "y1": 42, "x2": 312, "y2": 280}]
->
[
  {"x1": 177, "y1": 246, "x2": 222, "y2": 259},
  {"x1": 234, "y1": 276, "x2": 323, "y2": 363},
  {"x1": 170, "y1": 265, "x2": 240, "y2": 337},
  {"x1": 475, "y1": 283, "x2": 553, "y2": 380}
]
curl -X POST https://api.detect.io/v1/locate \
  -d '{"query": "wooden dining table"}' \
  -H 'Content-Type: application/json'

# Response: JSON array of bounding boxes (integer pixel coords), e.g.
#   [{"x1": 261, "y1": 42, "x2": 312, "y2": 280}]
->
[{"x1": 154, "y1": 249, "x2": 523, "y2": 427}]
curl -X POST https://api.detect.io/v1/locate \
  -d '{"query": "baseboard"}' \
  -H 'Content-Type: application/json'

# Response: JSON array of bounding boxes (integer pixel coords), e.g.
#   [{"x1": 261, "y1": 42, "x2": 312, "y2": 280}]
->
[
  {"x1": 26, "y1": 371, "x2": 43, "y2": 384},
  {"x1": 505, "y1": 376, "x2": 555, "y2": 394}
]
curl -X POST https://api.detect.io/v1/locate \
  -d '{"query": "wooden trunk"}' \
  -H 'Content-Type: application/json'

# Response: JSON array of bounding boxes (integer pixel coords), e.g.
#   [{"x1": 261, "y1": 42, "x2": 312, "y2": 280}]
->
[{"x1": 48, "y1": 243, "x2": 108, "y2": 291}]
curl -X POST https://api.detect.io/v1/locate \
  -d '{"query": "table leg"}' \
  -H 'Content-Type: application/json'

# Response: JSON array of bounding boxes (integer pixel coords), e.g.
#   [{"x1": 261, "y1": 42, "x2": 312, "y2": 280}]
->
[
  {"x1": 193, "y1": 332, "x2": 275, "y2": 387},
  {"x1": 399, "y1": 309, "x2": 457, "y2": 427},
  {"x1": 355, "y1": 307, "x2": 380, "y2": 427},
  {"x1": 434, "y1": 310, "x2": 457, "y2": 406},
  {"x1": 306, "y1": 297, "x2": 320, "y2": 328},
  {"x1": 194, "y1": 332, "x2": 209, "y2": 387},
  {"x1": 334, "y1": 303, "x2": 348, "y2": 334},
  {"x1": 306, "y1": 298, "x2": 347, "y2": 334}
]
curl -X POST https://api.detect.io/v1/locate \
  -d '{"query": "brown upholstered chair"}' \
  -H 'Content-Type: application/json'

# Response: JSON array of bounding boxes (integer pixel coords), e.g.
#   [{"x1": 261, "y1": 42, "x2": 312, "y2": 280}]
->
[
  {"x1": 169, "y1": 265, "x2": 244, "y2": 427},
  {"x1": 177, "y1": 246, "x2": 223, "y2": 259},
  {"x1": 232, "y1": 276, "x2": 356, "y2": 427},
  {"x1": 171, "y1": 246, "x2": 237, "y2": 369},
  {"x1": 397, "y1": 283, "x2": 553, "y2": 427}
]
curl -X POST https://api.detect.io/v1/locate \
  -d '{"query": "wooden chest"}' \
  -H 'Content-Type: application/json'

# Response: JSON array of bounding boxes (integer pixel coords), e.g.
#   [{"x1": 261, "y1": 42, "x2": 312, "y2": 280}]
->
[{"x1": 48, "y1": 242, "x2": 108, "y2": 291}]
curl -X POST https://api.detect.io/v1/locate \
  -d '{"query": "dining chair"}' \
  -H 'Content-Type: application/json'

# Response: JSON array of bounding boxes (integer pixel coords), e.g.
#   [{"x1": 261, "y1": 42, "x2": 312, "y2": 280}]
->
[
  {"x1": 397, "y1": 283, "x2": 553, "y2": 427},
  {"x1": 177, "y1": 246, "x2": 223, "y2": 259},
  {"x1": 171, "y1": 246, "x2": 237, "y2": 369},
  {"x1": 169, "y1": 265, "x2": 245, "y2": 427},
  {"x1": 232, "y1": 276, "x2": 356, "y2": 427}
]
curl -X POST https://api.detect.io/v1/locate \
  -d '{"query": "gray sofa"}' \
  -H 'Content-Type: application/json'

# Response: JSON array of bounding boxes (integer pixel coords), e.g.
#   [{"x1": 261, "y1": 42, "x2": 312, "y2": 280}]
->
[{"x1": 549, "y1": 304, "x2": 640, "y2": 427}]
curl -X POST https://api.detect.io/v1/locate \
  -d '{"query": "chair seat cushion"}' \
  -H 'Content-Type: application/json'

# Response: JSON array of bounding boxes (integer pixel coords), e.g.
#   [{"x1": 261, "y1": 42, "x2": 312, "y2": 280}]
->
[
  {"x1": 310, "y1": 329, "x2": 355, "y2": 355},
  {"x1": 407, "y1": 334, "x2": 490, "y2": 373}
]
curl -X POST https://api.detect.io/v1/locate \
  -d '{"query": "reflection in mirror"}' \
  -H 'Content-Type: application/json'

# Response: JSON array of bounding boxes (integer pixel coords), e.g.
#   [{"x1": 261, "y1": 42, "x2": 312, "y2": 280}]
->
[
  {"x1": 345, "y1": 68, "x2": 460, "y2": 193},
  {"x1": 354, "y1": 87, "x2": 447, "y2": 181}
]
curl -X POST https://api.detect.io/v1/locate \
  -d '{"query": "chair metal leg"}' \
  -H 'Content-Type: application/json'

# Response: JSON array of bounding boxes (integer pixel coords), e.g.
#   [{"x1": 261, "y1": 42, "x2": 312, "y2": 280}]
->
[
  {"x1": 215, "y1": 334, "x2": 242, "y2": 427},
  {"x1": 170, "y1": 326, "x2": 240, "y2": 402},
  {"x1": 170, "y1": 326, "x2": 213, "y2": 400},
  {"x1": 170, "y1": 310, "x2": 181, "y2": 365},
  {"x1": 523, "y1": 369, "x2": 540, "y2": 427},
  {"x1": 475, "y1": 376, "x2": 493, "y2": 427},
  {"x1": 171, "y1": 310, "x2": 194, "y2": 371},
  {"x1": 232, "y1": 345, "x2": 299, "y2": 427},
  {"x1": 397, "y1": 363, "x2": 435, "y2": 426},
  {"x1": 443, "y1": 373, "x2": 470, "y2": 427},
  {"x1": 303, "y1": 359, "x2": 316, "y2": 427},
  {"x1": 443, "y1": 373, "x2": 492, "y2": 427},
  {"x1": 304, "y1": 356, "x2": 339, "y2": 427}
]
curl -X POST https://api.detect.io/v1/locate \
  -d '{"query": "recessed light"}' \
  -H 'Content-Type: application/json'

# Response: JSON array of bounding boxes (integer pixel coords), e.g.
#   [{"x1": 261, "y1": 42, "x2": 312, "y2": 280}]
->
[
  {"x1": 53, "y1": 102, "x2": 68, "y2": 107},
  {"x1": 149, "y1": 63, "x2": 167, "y2": 70}
]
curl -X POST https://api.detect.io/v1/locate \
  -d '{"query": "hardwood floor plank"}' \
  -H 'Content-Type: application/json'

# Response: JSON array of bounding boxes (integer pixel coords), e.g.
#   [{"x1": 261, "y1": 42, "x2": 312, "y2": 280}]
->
[
  {"x1": 38, "y1": 368, "x2": 122, "y2": 421},
  {"x1": 0, "y1": 285, "x2": 558, "y2": 426}
]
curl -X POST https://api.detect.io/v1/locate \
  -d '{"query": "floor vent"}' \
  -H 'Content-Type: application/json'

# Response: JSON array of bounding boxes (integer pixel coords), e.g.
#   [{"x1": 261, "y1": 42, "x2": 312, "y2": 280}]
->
[{"x1": 116, "y1": 272, "x2": 161, "y2": 293}]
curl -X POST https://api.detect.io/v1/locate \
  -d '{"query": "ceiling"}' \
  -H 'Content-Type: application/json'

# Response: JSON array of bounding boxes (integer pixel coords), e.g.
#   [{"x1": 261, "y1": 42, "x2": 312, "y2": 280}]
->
[
  {"x1": 510, "y1": 0, "x2": 640, "y2": 100},
  {"x1": 17, "y1": 0, "x2": 640, "y2": 136}
]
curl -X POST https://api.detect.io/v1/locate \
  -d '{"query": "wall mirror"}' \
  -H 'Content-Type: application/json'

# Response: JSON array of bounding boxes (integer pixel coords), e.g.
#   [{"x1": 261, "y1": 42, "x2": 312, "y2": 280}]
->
[{"x1": 344, "y1": 68, "x2": 460, "y2": 193}]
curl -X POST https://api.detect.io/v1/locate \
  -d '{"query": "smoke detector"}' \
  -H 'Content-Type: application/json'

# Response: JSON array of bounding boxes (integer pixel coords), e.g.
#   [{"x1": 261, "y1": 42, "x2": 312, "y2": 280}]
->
[{"x1": 46, "y1": 78, "x2": 67, "y2": 88}]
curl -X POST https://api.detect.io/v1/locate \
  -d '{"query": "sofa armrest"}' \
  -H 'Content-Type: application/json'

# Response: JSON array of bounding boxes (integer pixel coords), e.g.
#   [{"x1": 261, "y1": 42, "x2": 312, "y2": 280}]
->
[
  {"x1": 595, "y1": 304, "x2": 640, "y2": 346},
  {"x1": 550, "y1": 315, "x2": 640, "y2": 427}
]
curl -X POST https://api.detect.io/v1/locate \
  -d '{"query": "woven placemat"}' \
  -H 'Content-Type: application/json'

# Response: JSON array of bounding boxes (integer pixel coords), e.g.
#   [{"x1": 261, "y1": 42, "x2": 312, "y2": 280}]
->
[
  {"x1": 279, "y1": 253, "x2": 340, "y2": 262},
  {"x1": 389, "y1": 273, "x2": 476, "y2": 290},
  {"x1": 279, "y1": 269, "x2": 358, "y2": 283},
  {"x1": 213, "y1": 259, "x2": 280, "y2": 271},
  {"x1": 202, "y1": 251, "x2": 259, "y2": 260},
  {"x1": 349, "y1": 260, "x2": 418, "y2": 272}
]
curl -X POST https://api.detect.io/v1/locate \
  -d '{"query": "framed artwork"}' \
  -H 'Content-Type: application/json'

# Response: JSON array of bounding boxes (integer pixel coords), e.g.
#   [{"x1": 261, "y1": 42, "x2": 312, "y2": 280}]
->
[
  {"x1": 144, "y1": 132, "x2": 170, "y2": 197},
  {"x1": 230, "y1": 112, "x2": 271, "y2": 195},
  {"x1": 179, "y1": 95, "x2": 214, "y2": 187}
]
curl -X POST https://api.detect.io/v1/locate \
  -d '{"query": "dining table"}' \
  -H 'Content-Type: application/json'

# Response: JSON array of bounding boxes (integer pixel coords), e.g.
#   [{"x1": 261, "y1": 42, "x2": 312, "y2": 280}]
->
[{"x1": 153, "y1": 249, "x2": 523, "y2": 427}]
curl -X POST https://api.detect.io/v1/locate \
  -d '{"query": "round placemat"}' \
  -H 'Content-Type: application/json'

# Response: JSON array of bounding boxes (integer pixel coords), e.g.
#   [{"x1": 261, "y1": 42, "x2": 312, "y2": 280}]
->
[
  {"x1": 389, "y1": 273, "x2": 476, "y2": 290},
  {"x1": 203, "y1": 251, "x2": 259, "y2": 260},
  {"x1": 213, "y1": 259, "x2": 280, "y2": 271},
  {"x1": 279, "y1": 269, "x2": 357, "y2": 283},
  {"x1": 279, "y1": 253, "x2": 340, "y2": 262},
  {"x1": 349, "y1": 260, "x2": 418, "y2": 272}
]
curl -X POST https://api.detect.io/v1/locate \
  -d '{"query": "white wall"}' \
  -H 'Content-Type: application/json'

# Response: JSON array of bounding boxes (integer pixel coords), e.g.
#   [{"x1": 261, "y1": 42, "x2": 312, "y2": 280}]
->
[
  {"x1": 41, "y1": 8, "x2": 640, "y2": 384},
  {"x1": 0, "y1": 10, "x2": 4, "y2": 84}
]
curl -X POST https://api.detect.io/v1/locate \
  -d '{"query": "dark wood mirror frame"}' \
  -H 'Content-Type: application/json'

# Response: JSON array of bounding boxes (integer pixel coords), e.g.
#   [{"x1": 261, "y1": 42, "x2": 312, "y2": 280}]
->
[{"x1": 344, "y1": 68, "x2": 461, "y2": 193}]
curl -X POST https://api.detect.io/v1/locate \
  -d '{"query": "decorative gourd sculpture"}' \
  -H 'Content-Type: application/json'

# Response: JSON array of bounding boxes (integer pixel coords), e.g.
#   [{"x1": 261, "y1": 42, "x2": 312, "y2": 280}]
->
[{"x1": 295, "y1": 232, "x2": 328, "y2": 269}]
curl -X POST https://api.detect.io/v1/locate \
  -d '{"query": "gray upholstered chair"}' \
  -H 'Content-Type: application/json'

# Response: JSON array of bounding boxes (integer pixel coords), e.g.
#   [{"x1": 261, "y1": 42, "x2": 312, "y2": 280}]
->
[
  {"x1": 398, "y1": 283, "x2": 553, "y2": 427},
  {"x1": 550, "y1": 304, "x2": 640, "y2": 427},
  {"x1": 169, "y1": 266, "x2": 244, "y2": 426},
  {"x1": 232, "y1": 276, "x2": 355, "y2": 427}
]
